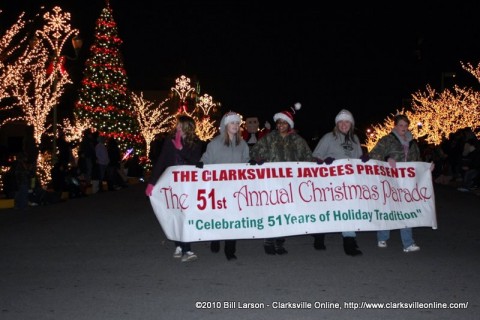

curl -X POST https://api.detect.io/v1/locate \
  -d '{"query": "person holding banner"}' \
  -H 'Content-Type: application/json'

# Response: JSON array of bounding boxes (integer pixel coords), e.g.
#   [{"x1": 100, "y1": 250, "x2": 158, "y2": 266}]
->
[
  {"x1": 312, "y1": 109, "x2": 365, "y2": 257},
  {"x1": 199, "y1": 111, "x2": 250, "y2": 261},
  {"x1": 250, "y1": 103, "x2": 315, "y2": 255},
  {"x1": 369, "y1": 114, "x2": 422, "y2": 253},
  {"x1": 145, "y1": 115, "x2": 203, "y2": 262}
]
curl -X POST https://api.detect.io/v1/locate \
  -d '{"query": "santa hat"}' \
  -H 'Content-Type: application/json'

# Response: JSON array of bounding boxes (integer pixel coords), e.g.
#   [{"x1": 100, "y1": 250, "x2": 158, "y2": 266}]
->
[
  {"x1": 273, "y1": 102, "x2": 301, "y2": 128},
  {"x1": 335, "y1": 109, "x2": 354, "y2": 126},
  {"x1": 219, "y1": 111, "x2": 242, "y2": 132}
]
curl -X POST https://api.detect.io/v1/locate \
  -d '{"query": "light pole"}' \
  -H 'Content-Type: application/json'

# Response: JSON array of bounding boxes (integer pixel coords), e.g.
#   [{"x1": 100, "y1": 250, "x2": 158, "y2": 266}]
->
[
  {"x1": 170, "y1": 75, "x2": 196, "y2": 114},
  {"x1": 35, "y1": 6, "x2": 82, "y2": 164}
]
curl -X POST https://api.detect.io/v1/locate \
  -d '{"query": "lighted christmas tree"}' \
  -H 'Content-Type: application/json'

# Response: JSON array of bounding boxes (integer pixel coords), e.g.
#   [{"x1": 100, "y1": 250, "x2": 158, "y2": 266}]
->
[{"x1": 74, "y1": 1, "x2": 141, "y2": 152}]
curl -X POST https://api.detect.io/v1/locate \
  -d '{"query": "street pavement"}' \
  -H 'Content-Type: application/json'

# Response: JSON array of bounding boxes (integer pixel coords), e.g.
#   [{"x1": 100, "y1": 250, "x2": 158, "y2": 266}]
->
[{"x1": 0, "y1": 181, "x2": 479, "y2": 320}]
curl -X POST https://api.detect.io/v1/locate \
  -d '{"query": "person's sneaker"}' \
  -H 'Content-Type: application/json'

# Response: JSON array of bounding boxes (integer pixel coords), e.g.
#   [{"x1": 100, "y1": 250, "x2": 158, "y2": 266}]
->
[
  {"x1": 181, "y1": 251, "x2": 198, "y2": 262},
  {"x1": 377, "y1": 241, "x2": 387, "y2": 248},
  {"x1": 403, "y1": 244, "x2": 420, "y2": 253},
  {"x1": 173, "y1": 246, "x2": 182, "y2": 258},
  {"x1": 457, "y1": 187, "x2": 470, "y2": 192}
]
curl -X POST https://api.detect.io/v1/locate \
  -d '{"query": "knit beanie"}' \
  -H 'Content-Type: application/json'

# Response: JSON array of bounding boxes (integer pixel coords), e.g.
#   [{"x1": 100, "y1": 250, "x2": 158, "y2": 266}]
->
[{"x1": 335, "y1": 109, "x2": 354, "y2": 126}]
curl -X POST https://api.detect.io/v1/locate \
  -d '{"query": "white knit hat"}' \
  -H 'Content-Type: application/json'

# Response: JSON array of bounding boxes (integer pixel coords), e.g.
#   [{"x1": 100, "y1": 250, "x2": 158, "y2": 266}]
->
[
  {"x1": 219, "y1": 111, "x2": 241, "y2": 132},
  {"x1": 335, "y1": 109, "x2": 354, "y2": 126},
  {"x1": 273, "y1": 102, "x2": 301, "y2": 129}
]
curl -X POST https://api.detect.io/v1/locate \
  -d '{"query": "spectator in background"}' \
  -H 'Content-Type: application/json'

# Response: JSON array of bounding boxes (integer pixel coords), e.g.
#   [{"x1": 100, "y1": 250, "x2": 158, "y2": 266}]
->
[
  {"x1": 457, "y1": 138, "x2": 480, "y2": 192},
  {"x1": 13, "y1": 154, "x2": 32, "y2": 210},
  {"x1": 78, "y1": 129, "x2": 95, "y2": 184},
  {"x1": 57, "y1": 131, "x2": 74, "y2": 168},
  {"x1": 241, "y1": 115, "x2": 270, "y2": 147},
  {"x1": 106, "y1": 137, "x2": 127, "y2": 190},
  {"x1": 23, "y1": 125, "x2": 39, "y2": 171},
  {"x1": 148, "y1": 133, "x2": 165, "y2": 164},
  {"x1": 95, "y1": 136, "x2": 109, "y2": 192}
]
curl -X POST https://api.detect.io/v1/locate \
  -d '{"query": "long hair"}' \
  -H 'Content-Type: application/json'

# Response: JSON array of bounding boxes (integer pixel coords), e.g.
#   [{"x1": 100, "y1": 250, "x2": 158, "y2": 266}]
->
[
  {"x1": 173, "y1": 115, "x2": 199, "y2": 147},
  {"x1": 332, "y1": 124, "x2": 358, "y2": 144},
  {"x1": 221, "y1": 125, "x2": 243, "y2": 146}
]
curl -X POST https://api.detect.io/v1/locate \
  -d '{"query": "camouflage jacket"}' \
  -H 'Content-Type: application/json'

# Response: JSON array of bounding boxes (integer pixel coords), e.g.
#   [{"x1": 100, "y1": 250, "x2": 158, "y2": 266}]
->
[
  {"x1": 250, "y1": 130, "x2": 314, "y2": 162},
  {"x1": 369, "y1": 132, "x2": 421, "y2": 162}
]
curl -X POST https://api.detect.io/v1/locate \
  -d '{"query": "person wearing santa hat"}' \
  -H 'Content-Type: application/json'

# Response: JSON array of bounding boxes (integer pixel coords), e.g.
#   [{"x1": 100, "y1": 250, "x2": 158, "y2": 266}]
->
[
  {"x1": 199, "y1": 111, "x2": 250, "y2": 260},
  {"x1": 311, "y1": 109, "x2": 366, "y2": 256},
  {"x1": 250, "y1": 103, "x2": 315, "y2": 255}
]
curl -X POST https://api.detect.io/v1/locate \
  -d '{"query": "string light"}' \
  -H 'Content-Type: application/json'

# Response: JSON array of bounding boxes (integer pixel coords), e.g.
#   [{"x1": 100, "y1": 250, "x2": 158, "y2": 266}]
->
[
  {"x1": 130, "y1": 92, "x2": 175, "y2": 159},
  {"x1": 171, "y1": 75, "x2": 195, "y2": 113},
  {"x1": 365, "y1": 63, "x2": 480, "y2": 150}
]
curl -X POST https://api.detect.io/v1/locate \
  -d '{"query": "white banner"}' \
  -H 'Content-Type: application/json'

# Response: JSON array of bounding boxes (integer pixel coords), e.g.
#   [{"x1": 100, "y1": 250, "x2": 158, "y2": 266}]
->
[{"x1": 149, "y1": 159, "x2": 437, "y2": 242}]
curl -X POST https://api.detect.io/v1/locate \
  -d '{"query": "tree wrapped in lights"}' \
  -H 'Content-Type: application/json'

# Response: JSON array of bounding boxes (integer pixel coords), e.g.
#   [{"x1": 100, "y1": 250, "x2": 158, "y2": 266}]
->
[
  {"x1": 0, "y1": 11, "x2": 27, "y2": 101},
  {"x1": 1, "y1": 7, "x2": 77, "y2": 188},
  {"x1": 409, "y1": 85, "x2": 480, "y2": 145},
  {"x1": 61, "y1": 117, "x2": 94, "y2": 160},
  {"x1": 130, "y1": 92, "x2": 175, "y2": 159},
  {"x1": 365, "y1": 62, "x2": 480, "y2": 151},
  {"x1": 74, "y1": 2, "x2": 141, "y2": 152},
  {"x1": 1, "y1": 7, "x2": 75, "y2": 146},
  {"x1": 194, "y1": 116, "x2": 217, "y2": 141}
]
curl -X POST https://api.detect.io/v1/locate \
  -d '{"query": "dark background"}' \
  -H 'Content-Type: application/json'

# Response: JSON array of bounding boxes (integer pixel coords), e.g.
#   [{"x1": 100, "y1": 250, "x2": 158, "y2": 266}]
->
[{"x1": 2, "y1": 1, "x2": 480, "y2": 142}]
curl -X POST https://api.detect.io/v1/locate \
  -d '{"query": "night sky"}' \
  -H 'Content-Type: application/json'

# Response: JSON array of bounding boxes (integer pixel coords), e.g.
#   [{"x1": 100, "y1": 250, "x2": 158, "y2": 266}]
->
[{"x1": 2, "y1": 1, "x2": 480, "y2": 141}]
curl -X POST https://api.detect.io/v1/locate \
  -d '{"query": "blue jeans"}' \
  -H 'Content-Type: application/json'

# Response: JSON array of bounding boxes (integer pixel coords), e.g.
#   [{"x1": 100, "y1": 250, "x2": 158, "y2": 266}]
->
[{"x1": 377, "y1": 228, "x2": 414, "y2": 249}]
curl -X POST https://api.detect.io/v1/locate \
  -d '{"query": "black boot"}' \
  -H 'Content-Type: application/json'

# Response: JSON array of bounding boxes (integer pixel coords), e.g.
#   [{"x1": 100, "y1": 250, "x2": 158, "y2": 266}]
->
[
  {"x1": 313, "y1": 234, "x2": 326, "y2": 250},
  {"x1": 343, "y1": 237, "x2": 362, "y2": 256},
  {"x1": 264, "y1": 239, "x2": 276, "y2": 255},
  {"x1": 275, "y1": 238, "x2": 288, "y2": 255},
  {"x1": 224, "y1": 240, "x2": 237, "y2": 260},
  {"x1": 264, "y1": 244, "x2": 276, "y2": 255},
  {"x1": 210, "y1": 241, "x2": 220, "y2": 253}
]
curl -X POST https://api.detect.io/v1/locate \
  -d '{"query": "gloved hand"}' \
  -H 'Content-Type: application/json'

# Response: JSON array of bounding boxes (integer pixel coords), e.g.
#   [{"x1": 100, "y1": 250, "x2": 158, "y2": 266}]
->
[
  {"x1": 257, "y1": 159, "x2": 265, "y2": 165},
  {"x1": 264, "y1": 121, "x2": 271, "y2": 130},
  {"x1": 196, "y1": 161, "x2": 204, "y2": 169},
  {"x1": 248, "y1": 159, "x2": 257, "y2": 165},
  {"x1": 172, "y1": 130, "x2": 183, "y2": 150},
  {"x1": 145, "y1": 184, "x2": 154, "y2": 197},
  {"x1": 316, "y1": 158, "x2": 324, "y2": 165},
  {"x1": 324, "y1": 157, "x2": 335, "y2": 165},
  {"x1": 360, "y1": 154, "x2": 370, "y2": 163}
]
